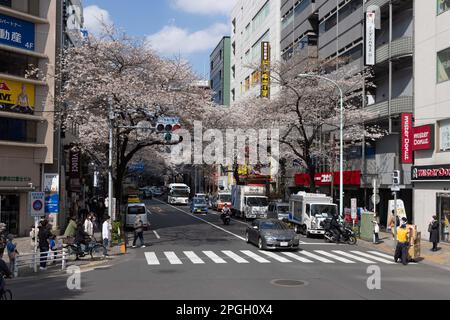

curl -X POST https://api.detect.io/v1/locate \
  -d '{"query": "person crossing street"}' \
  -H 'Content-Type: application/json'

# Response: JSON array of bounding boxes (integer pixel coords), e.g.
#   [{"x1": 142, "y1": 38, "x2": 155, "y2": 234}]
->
[
  {"x1": 132, "y1": 216, "x2": 146, "y2": 248},
  {"x1": 394, "y1": 220, "x2": 410, "y2": 266}
]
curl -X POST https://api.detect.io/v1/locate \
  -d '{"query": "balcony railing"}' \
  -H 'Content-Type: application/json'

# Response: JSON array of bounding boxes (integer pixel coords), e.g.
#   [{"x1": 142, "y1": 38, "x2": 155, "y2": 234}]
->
[
  {"x1": 364, "y1": 96, "x2": 413, "y2": 120},
  {"x1": 376, "y1": 37, "x2": 413, "y2": 64}
]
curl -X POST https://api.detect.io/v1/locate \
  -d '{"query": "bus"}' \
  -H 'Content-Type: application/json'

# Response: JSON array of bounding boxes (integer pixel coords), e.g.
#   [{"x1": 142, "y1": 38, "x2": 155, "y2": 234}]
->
[{"x1": 167, "y1": 183, "x2": 190, "y2": 205}]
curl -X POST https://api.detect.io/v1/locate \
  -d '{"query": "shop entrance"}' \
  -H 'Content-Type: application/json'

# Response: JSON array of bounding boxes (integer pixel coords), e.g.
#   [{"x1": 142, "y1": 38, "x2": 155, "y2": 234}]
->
[
  {"x1": 0, "y1": 194, "x2": 20, "y2": 235},
  {"x1": 437, "y1": 193, "x2": 450, "y2": 243}
]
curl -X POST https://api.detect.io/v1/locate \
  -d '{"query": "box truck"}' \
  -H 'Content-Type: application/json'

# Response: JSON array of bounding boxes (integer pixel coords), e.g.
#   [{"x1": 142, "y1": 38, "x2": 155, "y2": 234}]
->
[{"x1": 231, "y1": 185, "x2": 269, "y2": 219}]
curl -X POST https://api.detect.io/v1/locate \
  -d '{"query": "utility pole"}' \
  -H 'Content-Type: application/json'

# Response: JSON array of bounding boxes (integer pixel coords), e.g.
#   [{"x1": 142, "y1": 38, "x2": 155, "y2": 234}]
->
[{"x1": 108, "y1": 101, "x2": 114, "y2": 221}]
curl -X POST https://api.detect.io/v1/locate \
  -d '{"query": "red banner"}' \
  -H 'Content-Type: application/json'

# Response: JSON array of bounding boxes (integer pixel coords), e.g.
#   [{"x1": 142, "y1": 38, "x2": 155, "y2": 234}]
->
[
  {"x1": 295, "y1": 171, "x2": 361, "y2": 186},
  {"x1": 401, "y1": 113, "x2": 413, "y2": 164},
  {"x1": 413, "y1": 124, "x2": 434, "y2": 151}
]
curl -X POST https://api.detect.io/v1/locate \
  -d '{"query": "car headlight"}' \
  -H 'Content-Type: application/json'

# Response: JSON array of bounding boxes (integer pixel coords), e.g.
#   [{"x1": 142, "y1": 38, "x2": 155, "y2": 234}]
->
[{"x1": 265, "y1": 236, "x2": 277, "y2": 242}]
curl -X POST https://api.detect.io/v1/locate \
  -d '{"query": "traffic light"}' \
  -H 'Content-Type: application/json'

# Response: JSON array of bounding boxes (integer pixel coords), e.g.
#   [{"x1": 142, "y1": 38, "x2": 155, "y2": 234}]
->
[{"x1": 392, "y1": 170, "x2": 401, "y2": 186}]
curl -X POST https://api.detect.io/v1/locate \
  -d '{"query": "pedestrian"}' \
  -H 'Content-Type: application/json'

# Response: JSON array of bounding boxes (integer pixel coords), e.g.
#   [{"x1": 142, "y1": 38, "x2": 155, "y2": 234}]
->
[
  {"x1": 38, "y1": 219, "x2": 52, "y2": 270},
  {"x1": 394, "y1": 220, "x2": 410, "y2": 265},
  {"x1": 372, "y1": 220, "x2": 380, "y2": 244},
  {"x1": 428, "y1": 215, "x2": 440, "y2": 252},
  {"x1": 48, "y1": 235, "x2": 58, "y2": 264},
  {"x1": 0, "y1": 223, "x2": 7, "y2": 259},
  {"x1": 64, "y1": 216, "x2": 77, "y2": 242},
  {"x1": 29, "y1": 224, "x2": 38, "y2": 251},
  {"x1": 84, "y1": 214, "x2": 94, "y2": 237},
  {"x1": 6, "y1": 234, "x2": 18, "y2": 274},
  {"x1": 132, "y1": 216, "x2": 146, "y2": 248},
  {"x1": 102, "y1": 215, "x2": 112, "y2": 257}
]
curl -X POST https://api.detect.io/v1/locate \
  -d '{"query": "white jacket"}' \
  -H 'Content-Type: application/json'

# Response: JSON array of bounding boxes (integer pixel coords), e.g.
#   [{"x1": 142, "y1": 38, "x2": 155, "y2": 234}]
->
[
  {"x1": 102, "y1": 221, "x2": 112, "y2": 240},
  {"x1": 84, "y1": 219, "x2": 94, "y2": 236}
]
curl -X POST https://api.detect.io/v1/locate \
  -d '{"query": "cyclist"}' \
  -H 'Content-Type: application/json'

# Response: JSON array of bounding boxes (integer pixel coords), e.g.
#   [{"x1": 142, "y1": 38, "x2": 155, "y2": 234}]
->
[{"x1": 0, "y1": 258, "x2": 11, "y2": 294}]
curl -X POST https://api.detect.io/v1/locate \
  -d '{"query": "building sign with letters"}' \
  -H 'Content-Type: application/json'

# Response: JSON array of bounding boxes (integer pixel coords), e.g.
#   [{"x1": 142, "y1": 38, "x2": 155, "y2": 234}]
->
[
  {"x1": 0, "y1": 78, "x2": 35, "y2": 114},
  {"x1": 365, "y1": 12, "x2": 376, "y2": 66},
  {"x1": 295, "y1": 171, "x2": 361, "y2": 186},
  {"x1": 413, "y1": 124, "x2": 434, "y2": 151},
  {"x1": 261, "y1": 41, "x2": 271, "y2": 98},
  {"x1": 401, "y1": 113, "x2": 413, "y2": 164},
  {"x1": 412, "y1": 164, "x2": 450, "y2": 181},
  {"x1": 0, "y1": 13, "x2": 35, "y2": 51}
]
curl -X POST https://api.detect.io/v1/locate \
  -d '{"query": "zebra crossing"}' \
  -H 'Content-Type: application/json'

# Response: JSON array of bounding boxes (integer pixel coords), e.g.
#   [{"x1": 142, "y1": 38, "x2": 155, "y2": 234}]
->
[{"x1": 143, "y1": 249, "x2": 407, "y2": 266}]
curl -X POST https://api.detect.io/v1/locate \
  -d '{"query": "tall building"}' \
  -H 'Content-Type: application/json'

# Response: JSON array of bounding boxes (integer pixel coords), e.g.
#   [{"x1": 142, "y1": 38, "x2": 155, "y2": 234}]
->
[
  {"x1": 412, "y1": 0, "x2": 450, "y2": 244},
  {"x1": 230, "y1": 0, "x2": 282, "y2": 103},
  {"x1": 210, "y1": 36, "x2": 231, "y2": 106},
  {"x1": 0, "y1": 0, "x2": 58, "y2": 236}
]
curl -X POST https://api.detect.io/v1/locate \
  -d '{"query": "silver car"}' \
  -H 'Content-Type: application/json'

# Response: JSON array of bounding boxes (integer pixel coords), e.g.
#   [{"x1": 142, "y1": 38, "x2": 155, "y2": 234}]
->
[{"x1": 245, "y1": 219, "x2": 300, "y2": 250}]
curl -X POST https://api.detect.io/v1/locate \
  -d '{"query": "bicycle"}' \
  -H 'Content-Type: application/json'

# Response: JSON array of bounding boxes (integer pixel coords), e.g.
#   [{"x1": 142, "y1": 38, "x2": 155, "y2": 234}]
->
[
  {"x1": 65, "y1": 236, "x2": 107, "y2": 261},
  {"x1": 0, "y1": 276, "x2": 12, "y2": 300}
]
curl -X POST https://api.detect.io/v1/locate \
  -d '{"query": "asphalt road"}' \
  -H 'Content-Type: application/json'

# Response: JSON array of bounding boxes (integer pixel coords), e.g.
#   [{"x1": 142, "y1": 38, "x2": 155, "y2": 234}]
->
[{"x1": 8, "y1": 198, "x2": 450, "y2": 300}]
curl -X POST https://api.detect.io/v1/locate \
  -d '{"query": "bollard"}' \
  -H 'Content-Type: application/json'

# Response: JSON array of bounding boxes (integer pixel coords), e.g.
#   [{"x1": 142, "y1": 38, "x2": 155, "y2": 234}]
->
[
  {"x1": 62, "y1": 248, "x2": 67, "y2": 270},
  {"x1": 14, "y1": 258, "x2": 18, "y2": 278}
]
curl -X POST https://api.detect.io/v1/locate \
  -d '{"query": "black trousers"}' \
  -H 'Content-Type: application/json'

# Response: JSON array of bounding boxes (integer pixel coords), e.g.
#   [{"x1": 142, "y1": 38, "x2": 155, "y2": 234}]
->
[
  {"x1": 39, "y1": 246, "x2": 49, "y2": 268},
  {"x1": 432, "y1": 242, "x2": 438, "y2": 250},
  {"x1": 133, "y1": 232, "x2": 144, "y2": 247},
  {"x1": 394, "y1": 242, "x2": 409, "y2": 265}
]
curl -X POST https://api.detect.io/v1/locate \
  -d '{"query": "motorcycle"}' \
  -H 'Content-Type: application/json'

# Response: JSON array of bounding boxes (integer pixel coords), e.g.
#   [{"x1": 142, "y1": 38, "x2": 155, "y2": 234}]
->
[
  {"x1": 221, "y1": 209, "x2": 231, "y2": 226},
  {"x1": 321, "y1": 219, "x2": 357, "y2": 245}
]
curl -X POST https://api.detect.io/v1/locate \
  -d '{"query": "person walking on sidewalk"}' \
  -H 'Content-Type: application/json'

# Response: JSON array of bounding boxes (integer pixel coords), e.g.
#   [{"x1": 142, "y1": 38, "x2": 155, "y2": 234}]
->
[
  {"x1": 429, "y1": 215, "x2": 440, "y2": 252},
  {"x1": 102, "y1": 215, "x2": 112, "y2": 257},
  {"x1": 38, "y1": 219, "x2": 52, "y2": 270},
  {"x1": 372, "y1": 220, "x2": 380, "y2": 244},
  {"x1": 6, "y1": 234, "x2": 18, "y2": 273},
  {"x1": 132, "y1": 216, "x2": 146, "y2": 248},
  {"x1": 0, "y1": 223, "x2": 6, "y2": 259},
  {"x1": 394, "y1": 221, "x2": 410, "y2": 266}
]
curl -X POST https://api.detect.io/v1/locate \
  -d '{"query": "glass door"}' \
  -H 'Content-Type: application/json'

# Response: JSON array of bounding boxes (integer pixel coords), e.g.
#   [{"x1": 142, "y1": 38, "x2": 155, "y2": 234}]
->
[
  {"x1": 437, "y1": 193, "x2": 450, "y2": 243},
  {"x1": 0, "y1": 194, "x2": 20, "y2": 235}
]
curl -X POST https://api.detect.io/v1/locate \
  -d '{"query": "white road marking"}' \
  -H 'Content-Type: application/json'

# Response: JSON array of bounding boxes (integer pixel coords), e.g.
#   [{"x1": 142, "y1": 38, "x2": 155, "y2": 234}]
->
[
  {"x1": 203, "y1": 251, "x2": 227, "y2": 264},
  {"x1": 155, "y1": 199, "x2": 246, "y2": 241},
  {"x1": 282, "y1": 252, "x2": 314, "y2": 263},
  {"x1": 184, "y1": 251, "x2": 205, "y2": 264},
  {"x1": 350, "y1": 251, "x2": 395, "y2": 264},
  {"x1": 258, "y1": 251, "x2": 292, "y2": 263},
  {"x1": 144, "y1": 252, "x2": 160, "y2": 265},
  {"x1": 164, "y1": 252, "x2": 183, "y2": 265},
  {"x1": 332, "y1": 251, "x2": 376, "y2": 264},
  {"x1": 298, "y1": 250, "x2": 334, "y2": 263},
  {"x1": 240, "y1": 250, "x2": 270, "y2": 263},
  {"x1": 153, "y1": 230, "x2": 161, "y2": 239},
  {"x1": 222, "y1": 251, "x2": 249, "y2": 264},
  {"x1": 367, "y1": 251, "x2": 419, "y2": 265},
  {"x1": 314, "y1": 250, "x2": 356, "y2": 263}
]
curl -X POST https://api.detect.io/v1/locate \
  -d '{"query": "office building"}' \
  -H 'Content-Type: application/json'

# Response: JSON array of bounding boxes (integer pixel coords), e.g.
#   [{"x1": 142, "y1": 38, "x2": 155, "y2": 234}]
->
[{"x1": 210, "y1": 36, "x2": 231, "y2": 106}]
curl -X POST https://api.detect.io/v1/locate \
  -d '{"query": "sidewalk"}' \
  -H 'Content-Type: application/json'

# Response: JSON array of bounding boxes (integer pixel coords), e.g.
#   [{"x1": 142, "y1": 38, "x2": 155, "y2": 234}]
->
[{"x1": 358, "y1": 231, "x2": 450, "y2": 270}]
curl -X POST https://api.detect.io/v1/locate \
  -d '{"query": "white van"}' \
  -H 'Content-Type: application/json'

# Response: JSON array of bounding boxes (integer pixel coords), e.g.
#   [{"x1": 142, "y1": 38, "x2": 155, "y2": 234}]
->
[{"x1": 125, "y1": 203, "x2": 150, "y2": 229}]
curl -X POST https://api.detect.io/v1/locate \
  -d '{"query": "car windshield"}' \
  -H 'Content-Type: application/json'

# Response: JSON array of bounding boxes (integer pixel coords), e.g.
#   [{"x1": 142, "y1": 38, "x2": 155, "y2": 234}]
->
[
  {"x1": 277, "y1": 205, "x2": 289, "y2": 213},
  {"x1": 193, "y1": 199, "x2": 206, "y2": 205},
  {"x1": 247, "y1": 197, "x2": 268, "y2": 206},
  {"x1": 128, "y1": 206, "x2": 145, "y2": 215},
  {"x1": 310, "y1": 204, "x2": 336, "y2": 217},
  {"x1": 171, "y1": 190, "x2": 189, "y2": 197},
  {"x1": 219, "y1": 195, "x2": 231, "y2": 202},
  {"x1": 260, "y1": 221, "x2": 288, "y2": 230}
]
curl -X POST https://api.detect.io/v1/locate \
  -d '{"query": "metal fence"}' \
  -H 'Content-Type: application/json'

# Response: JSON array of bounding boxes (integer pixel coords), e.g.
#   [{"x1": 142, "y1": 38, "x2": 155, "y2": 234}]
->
[{"x1": 13, "y1": 249, "x2": 68, "y2": 277}]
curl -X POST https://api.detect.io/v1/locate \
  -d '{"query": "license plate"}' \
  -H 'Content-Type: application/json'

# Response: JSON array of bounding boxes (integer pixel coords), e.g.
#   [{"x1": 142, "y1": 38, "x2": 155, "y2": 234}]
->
[
  {"x1": 280, "y1": 242, "x2": 289, "y2": 247},
  {"x1": 197, "y1": 209, "x2": 202, "y2": 212}
]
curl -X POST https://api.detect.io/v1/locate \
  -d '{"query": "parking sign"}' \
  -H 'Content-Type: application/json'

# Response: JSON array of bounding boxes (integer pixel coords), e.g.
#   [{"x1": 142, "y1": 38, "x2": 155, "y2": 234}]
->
[{"x1": 29, "y1": 192, "x2": 45, "y2": 217}]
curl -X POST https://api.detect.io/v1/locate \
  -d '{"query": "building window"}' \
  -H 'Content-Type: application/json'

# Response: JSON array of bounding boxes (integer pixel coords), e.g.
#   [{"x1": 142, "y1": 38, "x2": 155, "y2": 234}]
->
[
  {"x1": 440, "y1": 119, "x2": 450, "y2": 151},
  {"x1": 0, "y1": 50, "x2": 39, "y2": 79},
  {"x1": 0, "y1": 0, "x2": 11, "y2": 7},
  {"x1": 252, "y1": 1, "x2": 270, "y2": 32},
  {"x1": 252, "y1": 71, "x2": 260, "y2": 85},
  {"x1": 231, "y1": 88, "x2": 235, "y2": 101},
  {"x1": 244, "y1": 76, "x2": 250, "y2": 91},
  {"x1": 0, "y1": 117, "x2": 37, "y2": 143},
  {"x1": 438, "y1": 0, "x2": 450, "y2": 14},
  {"x1": 437, "y1": 47, "x2": 450, "y2": 83}
]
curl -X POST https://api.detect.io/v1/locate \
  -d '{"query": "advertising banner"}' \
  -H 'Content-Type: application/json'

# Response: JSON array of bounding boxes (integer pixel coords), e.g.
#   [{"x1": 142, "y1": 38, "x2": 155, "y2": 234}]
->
[
  {"x1": 401, "y1": 113, "x2": 413, "y2": 164},
  {"x1": 412, "y1": 164, "x2": 450, "y2": 181},
  {"x1": 69, "y1": 150, "x2": 81, "y2": 192},
  {"x1": 0, "y1": 78, "x2": 35, "y2": 114},
  {"x1": 295, "y1": 171, "x2": 361, "y2": 186},
  {"x1": 44, "y1": 174, "x2": 59, "y2": 214},
  {"x1": 365, "y1": 12, "x2": 376, "y2": 66},
  {"x1": 0, "y1": 13, "x2": 35, "y2": 51},
  {"x1": 413, "y1": 124, "x2": 434, "y2": 151},
  {"x1": 261, "y1": 41, "x2": 271, "y2": 98}
]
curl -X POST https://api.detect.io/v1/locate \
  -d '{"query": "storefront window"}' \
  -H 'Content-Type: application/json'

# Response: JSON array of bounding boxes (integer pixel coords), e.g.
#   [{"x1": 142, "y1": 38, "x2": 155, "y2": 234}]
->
[
  {"x1": 437, "y1": 0, "x2": 450, "y2": 15},
  {"x1": 439, "y1": 119, "x2": 450, "y2": 151},
  {"x1": 0, "y1": 194, "x2": 20, "y2": 235},
  {"x1": 437, "y1": 194, "x2": 450, "y2": 243},
  {"x1": 437, "y1": 47, "x2": 450, "y2": 83},
  {"x1": 0, "y1": 117, "x2": 37, "y2": 143}
]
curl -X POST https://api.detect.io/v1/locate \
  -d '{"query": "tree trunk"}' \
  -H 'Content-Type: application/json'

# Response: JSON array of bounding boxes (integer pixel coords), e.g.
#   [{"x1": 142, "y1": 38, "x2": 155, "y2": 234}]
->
[{"x1": 307, "y1": 160, "x2": 316, "y2": 193}]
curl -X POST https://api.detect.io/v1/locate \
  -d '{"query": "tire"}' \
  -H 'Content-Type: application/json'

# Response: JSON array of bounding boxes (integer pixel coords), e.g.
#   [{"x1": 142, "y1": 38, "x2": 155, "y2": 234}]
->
[
  {"x1": 347, "y1": 236, "x2": 357, "y2": 245},
  {"x1": 90, "y1": 244, "x2": 106, "y2": 259},
  {"x1": 258, "y1": 238, "x2": 264, "y2": 250},
  {"x1": 1, "y1": 289, "x2": 12, "y2": 300},
  {"x1": 66, "y1": 245, "x2": 80, "y2": 261}
]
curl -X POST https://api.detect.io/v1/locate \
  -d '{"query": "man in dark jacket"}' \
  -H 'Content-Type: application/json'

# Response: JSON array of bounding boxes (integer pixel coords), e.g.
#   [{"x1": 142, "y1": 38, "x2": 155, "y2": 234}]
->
[
  {"x1": 429, "y1": 215, "x2": 440, "y2": 252},
  {"x1": 132, "y1": 216, "x2": 146, "y2": 248},
  {"x1": 38, "y1": 220, "x2": 52, "y2": 270},
  {"x1": 330, "y1": 214, "x2": 342, "y2": 243}
]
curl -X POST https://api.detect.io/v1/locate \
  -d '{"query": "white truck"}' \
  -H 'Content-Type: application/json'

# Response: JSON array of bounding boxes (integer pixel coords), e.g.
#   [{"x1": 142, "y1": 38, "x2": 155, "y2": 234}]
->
[
  {"x1": 231, "y1": 185, "x2": 269, "y2": 219},
  {"x1": 288, "y1": 192, "x2": 338, "y2": 237}
]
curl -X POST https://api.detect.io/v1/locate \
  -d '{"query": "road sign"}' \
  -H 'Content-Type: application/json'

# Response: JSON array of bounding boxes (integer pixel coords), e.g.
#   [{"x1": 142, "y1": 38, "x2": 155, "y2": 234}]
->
[
  {"x1": 29, "y1": 192, "x2": 45, "y2": 217},
  {"x1": 391, "y1": 186, "x2": 401, "y2": 192},
  {"x1": 371, "y1": 194, "x2": 380, "y2": 205}
]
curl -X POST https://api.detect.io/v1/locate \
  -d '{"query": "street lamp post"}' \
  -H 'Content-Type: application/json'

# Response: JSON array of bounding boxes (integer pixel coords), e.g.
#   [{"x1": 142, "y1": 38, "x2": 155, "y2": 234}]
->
[
  {"x1": 108, "y1": 101, "x2": 114, "y2": 221},
  {"x1": 296, "y1": 73, "x2": 344, "y2": 217}
]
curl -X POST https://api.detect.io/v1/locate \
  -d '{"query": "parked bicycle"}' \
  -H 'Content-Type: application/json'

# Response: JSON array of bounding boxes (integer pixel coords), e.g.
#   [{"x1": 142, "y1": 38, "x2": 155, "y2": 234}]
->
[
  {"x1": 65, "y1": 236, "x2": 106, "y2": 261},
  {"x1": 0, "y1": 275, "x2": 12, "y2": 300}
]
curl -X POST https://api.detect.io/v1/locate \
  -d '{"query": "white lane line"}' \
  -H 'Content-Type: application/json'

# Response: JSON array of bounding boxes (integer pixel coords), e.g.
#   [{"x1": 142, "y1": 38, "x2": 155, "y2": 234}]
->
[
  {"x1": 203, "y1": 251, "x2": 227, "y2": 264},
  {"x1": 240, "y1": 250, "x2": 270, "y2": 263},
  {"x1": 282, "y1": 252, "x2": 314, "y2": 263},
  {"x1": 350, "y1": 251, "x2": 395, "y2": 264},
  {"x1": 298, "y1": 250, "x2": 334, "y2": 263},
  {"x1": 144, "y1": 252, "x2": 160, "y2": 265},
  {"x1": 153, "y1": 230, "x2": 161, "y2": 239},
  {"x1": 315, "y1": 250, "x2": 356, "y2": 264},
  {"x1": 164, "y1": 252, "x2": 183, "y2": 265},
  {"x1": 222, "y1": 251, "x2": 249, "y2": 264},
  {"x1": 258, "y1": 251, "x2": 292, "y2": 263},
  {"x1": 332, "y1": 250, "x2": 376, "y2": 264},
  {"x1": 155, "y1": 199, "x2": 246, "y2": 241},
  {"x1": 184, "y1": 251, "x2": 205, "y2": 264},
  {"x1": 366, "y1": 251, "x2": 419, "y2": 265}
]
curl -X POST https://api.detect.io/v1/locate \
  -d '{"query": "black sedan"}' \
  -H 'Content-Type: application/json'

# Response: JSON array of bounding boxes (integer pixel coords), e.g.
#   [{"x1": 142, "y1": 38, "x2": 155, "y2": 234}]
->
[{"x1": 245, "y1": 219, "x2": 300, "y2": 250}]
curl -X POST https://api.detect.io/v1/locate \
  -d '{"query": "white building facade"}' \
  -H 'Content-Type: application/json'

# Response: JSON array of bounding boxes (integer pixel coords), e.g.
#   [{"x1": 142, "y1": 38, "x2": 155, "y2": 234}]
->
[{"x1": 230, "y1": 0, "x2": 281, "y2": 103}]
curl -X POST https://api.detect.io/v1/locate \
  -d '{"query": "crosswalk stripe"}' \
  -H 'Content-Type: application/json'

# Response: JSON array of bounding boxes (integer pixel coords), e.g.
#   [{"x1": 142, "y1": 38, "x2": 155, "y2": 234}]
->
[
  {"x1": 350, "y1": 251, "x2": 395, "y2": 264},
  {"x1": 282, "y1": 252, "x2": 314, "y2": 263},
  {"x1": 332, "y1": 251, "x2": 376, "y2": 264},
  {"x1": 164, "y1": 252, "x2": 183, "y2": 265},
  {"x1": 240, "y1": 250, "x2": 270, "y2": 263},
  {"x1": 203, "y1": 251, "x2": 227, "y2": 264},
  {"x1": 259, "y1": 251, "x2": 292, "y2": 263},
  {"x1": 367, "y1": 251, "x2": 397, "y2": 260},
  {"x1": 315, "y1": 250, "x2": 356, "y2": 263},
  {"x1": 144, "y1": 252, "x2": 160, "y2": 265},
  {"x1": 184, "y1": 251, "x2": 205, "y2": 264},
  {"x1": 298, "y1": 250, "x2": 334, "y2": 263},
  {"x1": 222, "y1": 251, "x2": 249, "y2": 263}
]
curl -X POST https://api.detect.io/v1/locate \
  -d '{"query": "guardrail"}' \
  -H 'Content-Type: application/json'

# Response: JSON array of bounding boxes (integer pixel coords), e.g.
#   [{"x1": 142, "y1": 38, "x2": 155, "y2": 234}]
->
[{"x1": 13, "y1": 249, "x2": 67, "y2": 277}]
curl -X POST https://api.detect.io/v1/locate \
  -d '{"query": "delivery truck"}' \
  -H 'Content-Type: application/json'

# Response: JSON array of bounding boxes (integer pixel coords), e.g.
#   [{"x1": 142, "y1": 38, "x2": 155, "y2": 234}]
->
[{"x1": 231, "y1": 185, "x2": 269, "y2": 219}]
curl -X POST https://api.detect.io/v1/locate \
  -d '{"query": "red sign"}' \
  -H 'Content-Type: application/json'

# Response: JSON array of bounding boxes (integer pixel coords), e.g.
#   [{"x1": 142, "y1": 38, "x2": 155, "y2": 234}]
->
[
  {"x1": 413, "y1": 125, "x2": 434, "y2": 151},
  {"x1": 295, "y1": 171, "x2": 361, "y2": 186},
  {"x1": 401, "y1": 113, "x2": 413, "y2": 164}
]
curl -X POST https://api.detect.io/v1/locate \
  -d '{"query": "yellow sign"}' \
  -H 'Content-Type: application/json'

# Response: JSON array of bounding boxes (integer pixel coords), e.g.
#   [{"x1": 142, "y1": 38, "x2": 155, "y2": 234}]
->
[
  {"x1": 261, "y1": 42, "x2": 271, "y2": 98},
  {"x1": 0, "y1": 78, "x2": 35, "y2": 114}
]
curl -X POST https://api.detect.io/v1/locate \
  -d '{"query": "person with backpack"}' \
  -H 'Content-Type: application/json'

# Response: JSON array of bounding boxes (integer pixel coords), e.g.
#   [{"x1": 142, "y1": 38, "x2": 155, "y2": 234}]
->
[
  {"x1": 6, "y1": 234, "x2": 19, "y2": 273},
  {"x1": 429, "y1": 215, "x2": 440, "y2": 252}
]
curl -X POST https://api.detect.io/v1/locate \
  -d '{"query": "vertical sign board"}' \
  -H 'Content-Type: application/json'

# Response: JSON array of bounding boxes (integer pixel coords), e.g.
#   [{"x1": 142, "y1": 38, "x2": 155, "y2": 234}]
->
[
  {"x1": 29, "y1": 192, "x2": 45, "y2": 217},
  {"x1": 44, "y1": 174, "x2": 59, "y2": 214},
  {"x1": 261, "y1": 41, "x2": 271, "y2": 99},
  {"x1": 351, "y1": 198, "x2": 358, "y2": 220},
  {"x1": 365, "y1": 12, "x2": 376, "y2": 66},
  {"x1": 69, "y1": 149, "x2": 81, "y2": 192},
  {"x1": 401, "y1": 113, "x2": 413, "y2": 164}
]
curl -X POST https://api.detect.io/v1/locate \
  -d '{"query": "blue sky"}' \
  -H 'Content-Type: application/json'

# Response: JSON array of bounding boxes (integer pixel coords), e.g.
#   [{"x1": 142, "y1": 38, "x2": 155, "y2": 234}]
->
[{"x1": 82, "y1": 0, "x2": 237, "y2": 78}]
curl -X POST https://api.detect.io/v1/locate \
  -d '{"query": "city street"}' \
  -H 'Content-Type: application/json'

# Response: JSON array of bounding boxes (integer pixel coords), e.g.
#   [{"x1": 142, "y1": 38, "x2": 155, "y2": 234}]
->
[{"x1": 8, "y1": 199, "x2": 450, "y2": 300}]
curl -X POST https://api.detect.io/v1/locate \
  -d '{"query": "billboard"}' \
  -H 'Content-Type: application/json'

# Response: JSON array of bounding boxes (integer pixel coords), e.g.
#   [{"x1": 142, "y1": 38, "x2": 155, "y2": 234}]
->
[
  {"x1": 413, "y1": 124, "x2": 434, "y2": 151},
  {"x1": 44, "y1": 174, "x2": 59, "y2": 214},
  {"x1": 412, "y1": 164, "x2": 450, "y2": 181},
  {"x1": 0, "y1": 13, "x2": 35, "y2": 51},
  {"x1": 365, "y1": 12, "x2": 376, "y2": 66},
  {"x1": 0, "y1": 78, "x2": 35, "y2": 114},
  {"x1": 401, "y1": 113, "x2": 413, "y2": 164},
  {"x1": 261, "y1": 41, "x2": 271, "y2": 98}
]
